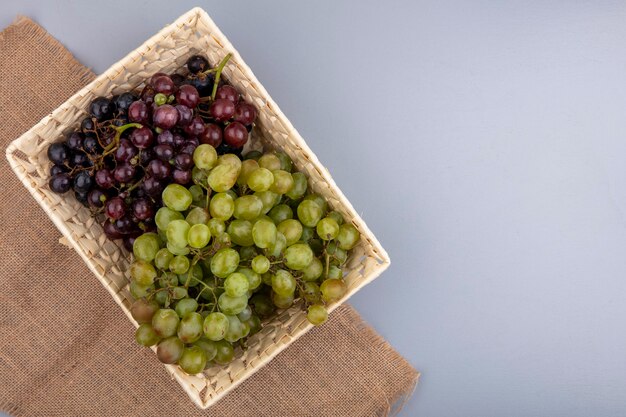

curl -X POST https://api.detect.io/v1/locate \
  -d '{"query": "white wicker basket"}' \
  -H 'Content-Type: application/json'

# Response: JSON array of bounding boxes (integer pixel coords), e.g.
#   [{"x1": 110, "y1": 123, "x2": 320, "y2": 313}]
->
[{"x1": 5, "y1": 7, "x2": 390, "y2": 409}]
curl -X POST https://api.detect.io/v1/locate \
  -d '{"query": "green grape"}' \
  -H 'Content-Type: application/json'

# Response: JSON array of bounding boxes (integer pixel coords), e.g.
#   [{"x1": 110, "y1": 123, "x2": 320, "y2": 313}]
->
[
  {"x1": 188, "y1": 224, "x2": 211, "y2": 248},
  {"x1": 207, "y1": 218, "x2": 226, "y2": 236},
  {"x1": 193, "y1": 144, "x2": 218, "y2": 170},
  {"x1": 303, "y1": 193, "x2": 328, "y2": 214},
  {"x1": 337, "y1": 223, "x2": 360, "y2": 250},
  {"x1": 207, "y1": 163, "x2": 239, "y2": 192},
  {"x1": 154, "y1": 289, "x2": 170, "y2": 307},
  {"x1": 154, "y1": 248, "x2": 174, "y2": 270},
  {"x1": 327, "y1": 210, "x2": 345, "y2": 225},
  {"x1": 218, "y1": 293, "x2": 248, "y2": 315},
  {"x1": 171, "y1": 286, "x2": 188, "y2": 300},
  {"x1": 258, "y1": 153, "x2": 281, "y2": 171},
  {"x1": 213, "y1": 340, "x2": 235, "y2": 365},
  {"x1": 327, "y1": 265, "x2": 343, "y2": 280},
  {"x1": 226, "y1": 219, "x2": 253, "y2": 246},
  {"x1": 239, "y1": 246, "x2": 258, "y2": 261},
  {"x1": 238, "y1": 267, "x2": 262, "y2": 290},
  {"x1": 156, "y1": 336, "x2": 184, "y2": 364},
  {"x1": 272, "y1": 269, "x2": 296, "y2": 296},
  {"x1": 300, "y1": 226, "x2": 314, "y2": 242},
  {"x1": 261, "y1": 272, "x2": 272, "y2": 286},
  {"x1": 209, "y1": 192, "x2": 234, "y2": 220},
  {"x1": 224, "y1": 272, "x2": 250, "y2": 297},
  {"x1": 177, "y1": 312, "x2": 204, "y2": 343},
  {"x1": 157, "y1": 228, "x2": 168, "y2": 245},
  {"x1": 192, "y1": 166, "x2": 208, "y2": 185},
  {"x1": 188, "y1": 185, "x2": 205, "y2": 207},
  {"x1": 233, "y1": 195, "x2": 263, "y2": 220},
  {"x1": 166, "y1": 219, "x2": 190, "y2": 248},
  {"x1": 320, "y1": 278, "x2": 346, "y2": 302},
  {"x1": 300, "y1": 281, "x2": 321, "y2": 303},
  {"x1": 244, "y1": 150, "x2": 263, "y2": 161},
  {"x1": 133, "y1": 233, "x2": 160, "y2": 262},
  {"x1": 130, "y1": 281, "x2": 154, "y2": 299},
  {"x1": 274, "y1": 151, "x2": 293, "y2": 172},
  {"x1": 285, "y1": 172, "x2": 307, "y2": 200},
  {"x1": 244, "y1": 315, "x2": 262, "y2": 335},
  {"x1": 215, "y1": 232, "x2": 231, "y2": 246},
  {"x1": 250, "y1": 293, "x2": 275, "y2": 317},
  {"x1": 283, "y1": 243, "x2": 314, "y2": 270},
  {"x1": 203, "y1": 312, "x2": 230, "y2": 341},
  {"x1": 309, "y1": 238, "x2": 324, "y2": 256},
  {"x1": 218, "y1": 153, "x2": 243, "y2": 169},
  {"x1": 130, "y1": 298, "x2": 160, "y2": 324},
  {"x1": 178, "y1": 264, "x2": 203, "y2": 287},
  {"x1": 277, "y1": 219, "x2": 303, "y2": 246},
  {"x1": 162, "y1": 184, "x2": 193, "y2": 211},
  {"x1": 237, "y1": 305, "x2": 253, "y2": 321},
  {"x1": 175, "y1": 298, "x2": 199, "y2": 318},
  {"x1": 130, "y1": 260, "x2": 157, "y2": 286},
  {"x1": 193, "y1": 338, "x2": 218, "y2": 362},
  {"x1": 268, "y1": 204, "x2": 293, "y2": 224},
  {"x1": 267, "y1": 231, "x2": 287, "y2": 258},
  {"x1": 302, "y1": 257, "x2": 323, "y2": 281},
  {"x1": 297, "y1": 200, "x2": 323, "y2": 228},
  {"x1": 252, "y1": 218, "x2": 277, "y2": 248},
  {"x1": 155, "y1": 207, "x2": 184, "y2": 231},
  {"x1": 316, "y1": 217, "x2": 340, "y2": 240},
  {"x1": 210, "y1": 248, "x2": 240, "y2": 278},
  {"x1": 178, "y1": 345, "x2": 207, "y2": 374},
  {"x1": 272, "y1": 291, "x2": 295, "y2": 309},
  {"x1": 158, "y1": 272, "x2": 178, "y2": 288},
  {"x1": 270, "y1": 170, "x2": 294, "y2": 194},
  {"x1": 247, "y1": 167, "x2": 274, "y2": 192},
  {"x1": 307, "y1": 304, "x2": 328, "y2": 326},
  {"x1": 224, "y1": 314, "x2": 247, "y2": 342},
  {"x1": 169, "y1": 255, "x2": 190, "y2": 274},
  {"x1": 152, "y1": 308, "x2": 180, "y2": 338},
  {"x1": 251, "y1": 255, "x2": 270, "y2": 274},
  {"x1": 238, "y1": 159, "x2": 260, "y2": 186},
  {"x1": 135, "y1": 323, "x2": 160, "y2": 346},
  {"x1": 225, "y1": 189, "x2": 238, "y2": 200},
  {"x1": 197, "y1": 279, "x2": 222, "y2": 301},
  {"x1": 255, "y1": 190, "x2": 280, "y2": 214},
  {"x1": 186, "y1": 207, "x2": 210, "y2": 225},
  {"x1": 167, "y1": 242, "x2": 189, "y2": 256},
  {"x1": 327, "y1": 242, "x2": 348, "y2": 265}
]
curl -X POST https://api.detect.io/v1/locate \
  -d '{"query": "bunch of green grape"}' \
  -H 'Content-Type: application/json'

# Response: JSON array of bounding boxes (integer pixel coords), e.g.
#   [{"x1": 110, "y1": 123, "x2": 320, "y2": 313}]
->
[{"x1": 128, "y1": 144, "x2": 361, "y2": 374}]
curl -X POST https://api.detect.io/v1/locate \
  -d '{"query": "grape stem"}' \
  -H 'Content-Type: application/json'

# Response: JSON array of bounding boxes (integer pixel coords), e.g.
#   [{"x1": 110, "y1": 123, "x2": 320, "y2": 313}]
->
[
  {"x1": 210, "y1": 53, "x2": 233, "y2": 100},
  {"x1": 102, "y1": 122, "x2": 142, "y2": 156}
]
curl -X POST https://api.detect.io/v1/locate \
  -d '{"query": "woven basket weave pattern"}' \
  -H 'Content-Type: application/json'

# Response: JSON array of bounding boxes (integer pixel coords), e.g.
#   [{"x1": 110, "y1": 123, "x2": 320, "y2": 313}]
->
[{"x1": 5, "y1": 8, "x2": 390, "y2": 408}]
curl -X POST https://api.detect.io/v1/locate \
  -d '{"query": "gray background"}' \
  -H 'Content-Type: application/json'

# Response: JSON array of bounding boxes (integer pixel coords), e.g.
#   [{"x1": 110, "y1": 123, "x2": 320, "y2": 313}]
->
[{"x1": 2, "y1": 1, "x2": 626, "y2": 416}]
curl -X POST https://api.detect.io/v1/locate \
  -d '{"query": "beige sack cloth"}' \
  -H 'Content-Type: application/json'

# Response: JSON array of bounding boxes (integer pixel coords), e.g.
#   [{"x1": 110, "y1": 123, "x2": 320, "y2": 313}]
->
[{"x1": 0, "y1": 17, "x2": 419, "y2": 417}]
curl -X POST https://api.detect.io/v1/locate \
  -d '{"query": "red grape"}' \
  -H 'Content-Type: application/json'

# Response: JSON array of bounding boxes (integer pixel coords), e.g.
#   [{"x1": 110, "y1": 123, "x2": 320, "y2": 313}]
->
[
  {"x1": 106, "y1": 197, "x2": 126, "y2": 220},
  {"x1": 223, "y1": 122, "x2": 248, "y2": 148},
  {"x1": 130, "y1": 127, "x2": 155, "y2": 149},
  {"x1": 234, "y1": 102, "x2": 257, "y2": 125},
  {"x1": 175, "y1": 85, "x2": 200, "y2": 108},
  {"x1": 128, "y1": 101, "x2": 149, "y2": 123},
  {"x1": 147, "y1": 159, "x2": 171, "y2": 180},
  {"x1": 132, "y1": 198, "x2": 154, "y2": 220},
  {"x1": 216, "y1": 85, "x2": 239, "y2": 104},
  {"x1": 153, "y1": 105, "x2": 179, "y2": 130},
  {"x1": 95, "y1": 169, "x2": 115, "y2": 189},
  {"x1": 151, "y1": 75, "x2": 175, "y2": 95},
  {"x1": 183, "y1": 116, "x2": 206, "y2": 137},
  {"x1": 174, "y1": 153, "x2": 193, "y2": 170},
  {"x1": 114, "y1": 163, "x2": 136, "y2": 183},
  {"x1": 115, "y1": 139, "x2": 138, "y2": 162},
  {"x1": 172, "y1": 169, "x2": 192, "y2": 185},
  {"x1": 157, "y1": 130, "x2": 174, "y2": 146},
  {"x1": 103, "y1": 219, "x2": 123, "y2": 239},
  {"x1": 210, "y1": 99, "x2": 235, "y2": 121},
  {"x1": 154, "y1": 144, "x2": 174, "y2": 162},
  {"x1": 175, "y1": 105, "x2": 193, "y2": 126},
  {"x1": 199, "y1": 123, "x2": 222, "y2": 147}
]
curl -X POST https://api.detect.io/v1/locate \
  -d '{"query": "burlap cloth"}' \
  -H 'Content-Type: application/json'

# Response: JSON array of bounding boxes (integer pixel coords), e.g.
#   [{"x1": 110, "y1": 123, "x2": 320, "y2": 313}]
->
[{"x1": 0, "y1": 17, "x2": 418, "y2": 417}]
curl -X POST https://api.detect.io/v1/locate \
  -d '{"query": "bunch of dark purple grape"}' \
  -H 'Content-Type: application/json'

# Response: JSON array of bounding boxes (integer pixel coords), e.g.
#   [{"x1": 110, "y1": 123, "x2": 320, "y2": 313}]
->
[{"x1": 47, "y1": 53, "x2": 257, "y2": 251}]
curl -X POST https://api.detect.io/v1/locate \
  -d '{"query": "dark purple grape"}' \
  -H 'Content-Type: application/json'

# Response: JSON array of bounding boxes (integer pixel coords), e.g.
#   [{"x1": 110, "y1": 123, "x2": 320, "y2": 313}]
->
[
  {"x1": 139, "y1": 148, "x2": 154, "y2": 165},
  {"x1": 183, "y1": 116, "x2": 205, "y2": 137},
  {"x1": 151, "y1": 75, "x2": 175, "y2": 95},
  {"x1": 81, "y1": 117, "x2": 95, "y2": 133},
  {"x1": 128, "y1": 101, "x2": 149, "y2": 123},
  {"x1": 175, "y1": 105, "x2": 193, "y2": 126},
  {"x1": 130, "y1": 127, "x2": 154, "y2": 149},
  {"x1": 87, "y1": 189, "x2": 107, "y2": 208},
  {"x1": 199, "y1": 123, "x2": 222, "y2": 147},
  {"x1": 103, "y1": 219, "x2": 123, "y2": 239},
  {"x1": 114, "y1": 216, "x2": 136, "y2": 234},
  {"x1": 83, "y1": 136, "x2": 101, "y2": 155},
  {"x1": 187, "y1": 55, "x2": 210, "y2": 74},
  {"x1": 216, "y1": 141, "x2": 243, "y2": 157},
  {"x1": 105, "y1": 197, "x2": 126, "y2": 220},
  {"x1": 172, "y1": 169, "x2": 192, "y2": 185},
  {"x1": 216, "y1": 85, "x2": 239, "y2": 104},
  {"x1": 95, "y1": 169, "x2": 115, "y2": 189},
  {"x1": 49, "y1": 174, "x2": 71, "y2": 193},
  {"x1": 115, "y1": 139, "x2": 138, "y2": 162},
  {"x1": 142, "y1": 177, "x2": 164, "y2": 197},
  {"x1": 50, "y1": 164, "x2": 68, "y2": 176},
  {"x1": 47, "y1": 143, "x2": 69, "y2": 165},
  {"x1": 153, "y1": 105, "x2": 179, "y2": 130},
  {"x1": 133, "y1": 198, "x2": 155, "y2": 220},
  {"x1": 190, "y1": 74, "x2": 214, "y2": 96},
  {"x1": 70, "y1": 152, "x2": 91, "y2": 168},
  {"x1": 154, "y1": 144, "x2": 174, "y2": 162},
  {"x1": 234, "y1": 102, "x2": 257, "y2": 125},
  {"x1": 209, "y1": 99, "x2": 235, "y2": 122},
  {"x1": 175, "y1": 85, "x2": 200, "y2": 108},
  {"x1": 113, "y1": 92, "x2": 138, "y2": 113},
  {"x1": 73, "y1": 171, "x2": 94, "y2": 193},
  {"x1": 74, "y1": 190, "x2": 89, "y2": 207},
  {"x1": 171, "y1": 73, "x2": 185, "y2": 86},
  {"x1": 66, "y1": 131, "x2": 84, "y2": 150},
  {"x1": 89, "y1": 97, "x2": 115, "y2": 121},
  {"x1": 157, "y1": 130, "x2": 174, "y2": 146},
  {"x1": 114, "y1": 163, "x2": 136, "y2": 183},
  {"x1": 147, "y1": 159, "x2": 171, "y2": 180},
  {"x1": 223, "y1": 122, "x2": 248, "y2": 148},
  {"x1": 174, "y1": 153, "x2": 193, "y2": 170},
  {"x1": 179, "y1": 142, "x2": 197, "y2": 156},
  {"x1": 172, "y1": 133, "x2": 186, "y2": 149},
  {"x1": 140, "y1": 85, "x2": 156, "y2": 105}
]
